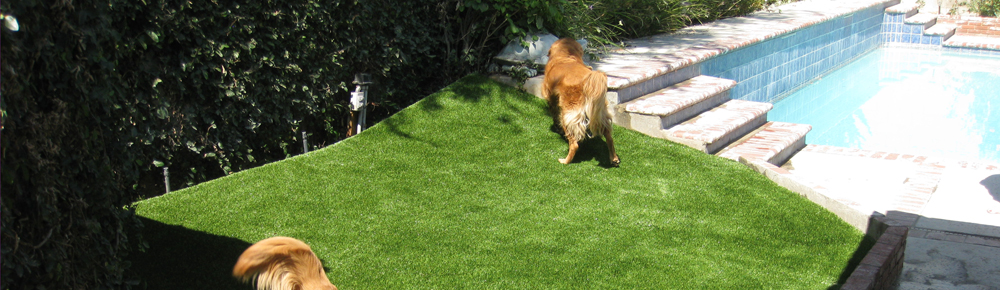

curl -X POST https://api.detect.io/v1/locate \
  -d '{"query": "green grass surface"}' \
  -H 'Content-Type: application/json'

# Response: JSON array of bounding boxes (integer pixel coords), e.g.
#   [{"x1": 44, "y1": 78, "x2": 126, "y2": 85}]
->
[{"x1": 132, "y1": 74, "x2": 867, "y2": 289}]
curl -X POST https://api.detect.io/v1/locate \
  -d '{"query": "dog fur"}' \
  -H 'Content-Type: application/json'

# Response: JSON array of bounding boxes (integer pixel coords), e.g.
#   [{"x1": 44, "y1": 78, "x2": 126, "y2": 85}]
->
[
  {"x1": 542, "y1": 38, "x2": 620, "y2": 166},
  {"x1": 233, "y1": 237, "x2": 338, "y2": 290}
]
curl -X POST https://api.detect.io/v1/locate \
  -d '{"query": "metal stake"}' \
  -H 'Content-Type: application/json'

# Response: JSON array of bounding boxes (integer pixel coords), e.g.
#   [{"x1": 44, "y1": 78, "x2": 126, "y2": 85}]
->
[
  {"x1": 163, "y1": 167, "x2": 170, "y2": 194},
  {"x1": 302, "y1": 131, "x2": 309, "y2": 153}
]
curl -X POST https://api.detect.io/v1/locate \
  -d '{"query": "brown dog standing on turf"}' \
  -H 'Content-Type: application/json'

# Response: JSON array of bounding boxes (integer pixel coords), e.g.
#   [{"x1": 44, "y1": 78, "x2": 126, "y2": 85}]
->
[{"x1": 542, "y1": 38, "x2": 620, "y2": 166}]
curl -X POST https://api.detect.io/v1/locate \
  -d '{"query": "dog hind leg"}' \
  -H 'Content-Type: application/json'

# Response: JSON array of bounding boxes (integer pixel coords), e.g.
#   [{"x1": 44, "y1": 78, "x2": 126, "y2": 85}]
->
[
  {"x1": 560, "y1": 137, "x2": 580, "y2": 164},
  {"x1": 602, "y1": 127, "x2": 620, "y2": 167}
]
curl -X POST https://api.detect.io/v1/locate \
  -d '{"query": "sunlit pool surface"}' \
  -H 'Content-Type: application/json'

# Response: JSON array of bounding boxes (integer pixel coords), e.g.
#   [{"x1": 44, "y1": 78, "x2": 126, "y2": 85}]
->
[{"x1": 769, "y1": 47, "x2": 1000, "y2": 163}]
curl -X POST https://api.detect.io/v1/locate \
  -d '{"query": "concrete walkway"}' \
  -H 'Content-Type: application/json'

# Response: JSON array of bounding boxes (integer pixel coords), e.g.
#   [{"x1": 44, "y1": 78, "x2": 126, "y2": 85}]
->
[{"x1": 781, "y1": 146, "x2": 1000, "y2": 289}]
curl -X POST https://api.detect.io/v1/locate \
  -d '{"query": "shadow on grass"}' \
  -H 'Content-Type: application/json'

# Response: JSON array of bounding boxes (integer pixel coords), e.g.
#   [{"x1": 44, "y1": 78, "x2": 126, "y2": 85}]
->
[
  {"x1": 827, "y1": 211, "x2": 923, "y2": 290},
  {"x1": 565, "y1": 137, "x2": 621, "y2": 168},
  {"x1": 830, "y1": 228, "x2": 877, "y2": 290},
  {"x1": 378, "y1": 74, "x2": 540, "y2": 143},
  {"x1": 379, "y1": 74, "x2": 497, "y2": 141},
  {"x1": 131, "y1": 217, "x2": 251, "y2": 290}
]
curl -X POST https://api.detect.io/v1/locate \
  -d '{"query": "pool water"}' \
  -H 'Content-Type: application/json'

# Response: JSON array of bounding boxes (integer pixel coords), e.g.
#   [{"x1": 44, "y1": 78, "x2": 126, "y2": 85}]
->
[{"x1": 768, "y1": 47, "x2": 1000, "y2": 163}]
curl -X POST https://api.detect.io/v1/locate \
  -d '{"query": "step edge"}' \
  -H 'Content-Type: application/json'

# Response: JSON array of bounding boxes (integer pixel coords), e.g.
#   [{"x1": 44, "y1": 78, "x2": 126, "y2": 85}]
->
[
  {"x1": 662, "y1": 100, "x2": 774, "y2": 150},
  {"x1": 621, "y1": 76, "x2": 737, "y2": 116},
  {"x1": 717, "y1": 121, "x2": 812, "y2": 165}
]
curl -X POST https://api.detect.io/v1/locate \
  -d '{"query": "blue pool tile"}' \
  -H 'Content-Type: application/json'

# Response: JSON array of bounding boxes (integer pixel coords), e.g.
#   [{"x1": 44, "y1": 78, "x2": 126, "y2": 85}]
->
[{"x1": 695, "y1": 10, "x2": 905, "y2": 102}]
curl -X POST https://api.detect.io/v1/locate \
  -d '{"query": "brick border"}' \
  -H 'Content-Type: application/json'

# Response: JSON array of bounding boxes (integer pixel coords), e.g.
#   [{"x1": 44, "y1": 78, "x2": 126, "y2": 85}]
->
[
  {"x1": 841, "y1": 217, "x2": 908, "y2": 290},
  {"x1": 937, "y1": 15, "x2": 1000, "y2": 37}
]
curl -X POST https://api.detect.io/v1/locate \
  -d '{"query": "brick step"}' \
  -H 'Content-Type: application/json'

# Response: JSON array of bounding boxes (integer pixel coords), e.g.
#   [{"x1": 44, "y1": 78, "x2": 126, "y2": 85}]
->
[
  {"x1": 925, "y1": 23, "x2": 957, "y2": 42},
  {"x1": 884, "y1": 10, "x2": 956, "y2": 45},
  {"x1": 944, "y1": 35, "x2": 1000, "y2": 51},
  {"x1": 717, "y1": 122, "x2": 812, "y2": 166},
  {"x1": 614, "y1": 75, "x2": 737, "y2": 139},
  {"x1": 906, "y1": 13, "x2": 958, "y2": 43},
  {"x1": 885, "y1": 3, "x2": 919, "y2": 18},
  {"x1": 904, "y1": 13, "x2": 938, "y2": 30},
  {"x1": 663, "y1": 100, "x2": 773, "y2": 154}
]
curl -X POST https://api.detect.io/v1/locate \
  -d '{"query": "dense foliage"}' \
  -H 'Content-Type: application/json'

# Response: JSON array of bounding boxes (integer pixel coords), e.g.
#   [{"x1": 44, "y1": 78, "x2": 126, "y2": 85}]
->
[
  {"x1": 1, "y1": 0, "x2": 790, "y2": 288},
  {"x1": 967, "y1": 0, "x2": 1000, "y2": 17},
  {"x1": 562, "y1": 0, "x2": 793, "y2": 49}
]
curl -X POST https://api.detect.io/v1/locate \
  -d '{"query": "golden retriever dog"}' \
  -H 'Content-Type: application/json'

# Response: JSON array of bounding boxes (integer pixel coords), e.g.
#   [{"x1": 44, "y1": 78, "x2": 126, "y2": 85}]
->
[
  {"x1": 233, "y1": 237, "x2": 338, "y2": 290},
  {"x1": 542, "y1": 38, "x2": 620, "y2": 166}
]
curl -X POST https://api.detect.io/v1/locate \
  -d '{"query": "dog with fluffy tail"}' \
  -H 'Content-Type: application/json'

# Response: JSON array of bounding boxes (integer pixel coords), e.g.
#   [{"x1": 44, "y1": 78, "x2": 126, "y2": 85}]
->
[
  {"x1": 542, "y1": 38, "x2": 620, "y2": 166},
  {"x1": 233, "y1": 237, "x2": 338, "y2": 290}
]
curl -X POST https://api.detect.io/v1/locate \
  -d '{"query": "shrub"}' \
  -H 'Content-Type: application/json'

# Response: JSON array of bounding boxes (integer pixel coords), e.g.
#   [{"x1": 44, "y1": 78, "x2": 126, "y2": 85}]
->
[
  {"x1": 1, "y1": 1, "x2": 145, "y2": 288},
  {"x1": 967, "y1": 0, "x2": 1000, "y2": 16},
  {"x1": 0, "y1": 0, "x2": 575, "y2": 288},
  {"x1": 560, "y1": 0, "x2": 796, "y2": 51}
]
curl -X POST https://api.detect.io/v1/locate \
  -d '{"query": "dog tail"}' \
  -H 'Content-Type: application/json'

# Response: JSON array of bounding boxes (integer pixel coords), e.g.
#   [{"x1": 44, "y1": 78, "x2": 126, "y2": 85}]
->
[
  {"x1": 582, "y1": 70, "x2": 611, "y2": 137},
  {"x1": 233, "y1": 237, "x2": 338, "y2": 290},
  {"x1": 561, "y1": 70, "x2": 610, "y2": 142}
]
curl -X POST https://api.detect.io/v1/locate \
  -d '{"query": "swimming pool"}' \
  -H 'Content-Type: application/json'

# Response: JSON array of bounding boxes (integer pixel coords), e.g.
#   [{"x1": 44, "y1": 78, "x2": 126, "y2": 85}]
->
[{"x1": 768, "y1": 46, "x2": 1000, "y2": 163}]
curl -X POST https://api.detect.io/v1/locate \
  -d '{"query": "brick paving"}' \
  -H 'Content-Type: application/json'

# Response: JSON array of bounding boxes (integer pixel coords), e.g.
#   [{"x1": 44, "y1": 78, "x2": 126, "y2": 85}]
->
[{"x1": 938, "y1": 14, "x2": 1000, "y2": 37}]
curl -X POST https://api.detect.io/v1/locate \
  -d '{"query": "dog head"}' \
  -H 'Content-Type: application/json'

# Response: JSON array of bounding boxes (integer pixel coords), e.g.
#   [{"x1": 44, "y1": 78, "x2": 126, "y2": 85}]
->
[{"x1": 548, "y1": 38, "x2": 585, "y2": 60}]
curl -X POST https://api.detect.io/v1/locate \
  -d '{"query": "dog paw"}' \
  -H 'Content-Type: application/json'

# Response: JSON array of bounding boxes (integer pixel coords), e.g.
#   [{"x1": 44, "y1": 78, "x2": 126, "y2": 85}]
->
[
  {"x1": 610, "y1": 158, "x2": 620, "y2": 167},
  {"x1": 559, "y1": 158, "x2": 570, "y2": 164}
]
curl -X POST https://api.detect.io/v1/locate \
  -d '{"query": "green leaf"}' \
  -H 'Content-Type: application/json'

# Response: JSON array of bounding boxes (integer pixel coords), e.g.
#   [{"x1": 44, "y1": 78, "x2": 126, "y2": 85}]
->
[
  {"x1": 155, "y1": 107, "x2": 169, "y2": 119},
  {"x1": 147, "y1": 31, "x2": 160, "y2": 43}
]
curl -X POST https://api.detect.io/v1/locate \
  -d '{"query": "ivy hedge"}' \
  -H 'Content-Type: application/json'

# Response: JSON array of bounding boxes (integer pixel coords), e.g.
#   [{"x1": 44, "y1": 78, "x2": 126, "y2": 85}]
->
[{"x1": 1, "y1": 0, "x2": 789, "y2": 288}]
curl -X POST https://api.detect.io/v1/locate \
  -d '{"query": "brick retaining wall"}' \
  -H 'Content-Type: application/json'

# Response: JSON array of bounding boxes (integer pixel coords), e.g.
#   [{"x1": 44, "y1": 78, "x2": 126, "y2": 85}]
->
[
  {"x1": 937, "y1": 15, "x2": 1000, "y2": 37},
  {"x1": 841, "y1": 217, "x2": 908, "y2": 290}
]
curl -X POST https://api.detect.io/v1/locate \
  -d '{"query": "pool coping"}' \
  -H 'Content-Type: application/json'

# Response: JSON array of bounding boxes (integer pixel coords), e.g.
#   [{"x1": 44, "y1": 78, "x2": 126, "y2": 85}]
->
[{"x1": 594, "y1": 0, "x2": 901, "y2": 91}]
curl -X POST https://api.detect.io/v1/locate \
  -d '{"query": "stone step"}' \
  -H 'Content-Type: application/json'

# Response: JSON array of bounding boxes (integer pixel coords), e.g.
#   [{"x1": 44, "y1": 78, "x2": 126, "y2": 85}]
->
[
  {"x1": 885, "y1": 3, "x2": 919, "y2": 18},
  {"x1": 663, "y1": 100, "x2": 773, "y2": 154},
  {"x1": 717, "y1": 122, "x2": 812, "y2": 166},
  {"x1": 904, "y1": 13, "x2": 938, "y2": 31},
  {"x1": 944, "y1": 34, "x2": 1000, "y2": 51},
  {"x1": 605, "y1": 65, "x2": 702, "y2": 105},
  {"x1": 925, "y1": 23, "x2": 958, "y2": 42},
  {"x1": 613, "y1": 75, "x2": 737, "y2": 139},
  {"x1": 884, "y1": 11, "x2": 955, "y2": 45}
]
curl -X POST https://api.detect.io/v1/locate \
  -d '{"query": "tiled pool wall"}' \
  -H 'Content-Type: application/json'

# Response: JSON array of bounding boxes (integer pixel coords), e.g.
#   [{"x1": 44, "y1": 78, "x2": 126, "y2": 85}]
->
[
  {"x1": 697, "y1": 3, "x2": 999, "y2": 104},
  {"x1": 699, "y1": 5, "x2": 887, "y2": 104}
]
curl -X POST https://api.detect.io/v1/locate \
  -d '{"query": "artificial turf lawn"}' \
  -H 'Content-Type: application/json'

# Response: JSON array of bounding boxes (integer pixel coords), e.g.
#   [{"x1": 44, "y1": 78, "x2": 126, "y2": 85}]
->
[{"x1": 132, "y1": 74, "x2": 867, "y2": 289}]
